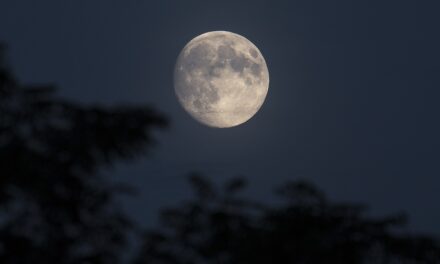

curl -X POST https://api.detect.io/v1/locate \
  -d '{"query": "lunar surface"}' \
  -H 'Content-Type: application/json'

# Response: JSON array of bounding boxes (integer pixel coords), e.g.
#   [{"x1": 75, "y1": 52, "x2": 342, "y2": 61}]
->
[{"x1": 174, "y1": 31, "x2": 269, "y2": 128}]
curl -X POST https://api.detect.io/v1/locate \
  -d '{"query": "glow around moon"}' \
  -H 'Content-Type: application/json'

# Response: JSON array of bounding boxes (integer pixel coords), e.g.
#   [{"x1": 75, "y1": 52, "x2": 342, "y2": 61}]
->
[{"x1": 174, "y1": 31, "x2": 269, "y2": 128}]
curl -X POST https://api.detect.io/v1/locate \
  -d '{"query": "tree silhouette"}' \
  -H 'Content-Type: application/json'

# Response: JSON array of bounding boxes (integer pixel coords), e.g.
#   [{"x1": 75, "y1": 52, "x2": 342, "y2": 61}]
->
[
  {"x1": 2, "y1": 42, "x2": 440, "y2": 264},
  {"x1": 135, "y1": 174, "x2": 440, "y2": 264},
  {"x1": 0, "y1": 44, "x2": 167, "y2": 263}
]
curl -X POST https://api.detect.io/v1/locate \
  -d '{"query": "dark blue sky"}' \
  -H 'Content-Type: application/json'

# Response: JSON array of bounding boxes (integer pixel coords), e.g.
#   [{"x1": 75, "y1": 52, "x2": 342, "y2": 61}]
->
[{"x1": 1, "y1": 0, "x2": 439, "y2": 234}]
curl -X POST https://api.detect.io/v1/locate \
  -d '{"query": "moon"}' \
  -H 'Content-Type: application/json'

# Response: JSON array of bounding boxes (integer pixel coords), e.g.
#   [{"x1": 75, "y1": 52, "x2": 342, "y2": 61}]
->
[{"x1": 174, "y1": 31, "x2": 269, "y2": 128}]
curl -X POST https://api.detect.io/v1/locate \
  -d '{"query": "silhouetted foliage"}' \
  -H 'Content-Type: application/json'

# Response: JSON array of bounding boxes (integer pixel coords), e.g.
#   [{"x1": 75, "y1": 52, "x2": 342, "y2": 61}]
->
[
  {"x1": 2, "y1": 43, "x2": 440, "y2": 264},
  {"x1": 136, "y1": 174, "x2": 440, "y2": 264},
  {"x1": 0, "y1": 44, "x2": 167, "y2": 263}
]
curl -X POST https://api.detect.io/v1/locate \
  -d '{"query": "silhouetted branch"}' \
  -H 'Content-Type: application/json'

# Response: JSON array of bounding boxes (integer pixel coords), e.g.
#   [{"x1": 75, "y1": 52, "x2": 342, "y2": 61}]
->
[
  {"x1": 0, "y1": 43, "x2": 167, "y2": 264},
  {"x1": 136, "y1": 176, "x2": 440, "y2": 264}
]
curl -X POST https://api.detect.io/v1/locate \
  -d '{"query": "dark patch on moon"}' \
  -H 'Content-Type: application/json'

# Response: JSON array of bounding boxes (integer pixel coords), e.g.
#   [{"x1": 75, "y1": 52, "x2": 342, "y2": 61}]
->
[
  {"x1": 230, "y1": 55, "x2": 252, "y2": 73},
  {"x1": 217, "y1": 45, "x2": 236, "y2": 60},
  {"x1": 249, "y1": 48, "x2": 258, "y2": 58},
  {"x1": 217, "y1": 44, "x2": 257, "y2": 74},
  {"x1": 185, "y1": 44, "x2": 212, "y2": 69},
  {"x1": 192, "y1": 88, "x2": 219, "y2": 111},
  {"x1": 193, "y1": 99, "x2": 203, "y2": 109},
  {"x1": 250, "y1": 62, "x2": 261, "y2": 76},
  {"x1": 206, "y1": 88, "x2": 219, "y2": 103},
  {"x1": 206, "y1": 63, "x2": 223, "y2": 78}
]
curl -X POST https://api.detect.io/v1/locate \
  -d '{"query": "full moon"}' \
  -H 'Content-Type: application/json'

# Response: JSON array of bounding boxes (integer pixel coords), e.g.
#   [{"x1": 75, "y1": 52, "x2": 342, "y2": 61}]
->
[{"x1": 174, "y1": 31, "x2": 269, "y2": 128}]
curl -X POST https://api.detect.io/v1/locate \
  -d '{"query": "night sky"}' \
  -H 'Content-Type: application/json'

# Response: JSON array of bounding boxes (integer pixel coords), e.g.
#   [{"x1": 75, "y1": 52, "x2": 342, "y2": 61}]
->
[{"x1": 1, "y1": 0, "x2": 439, "y2": 234}]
